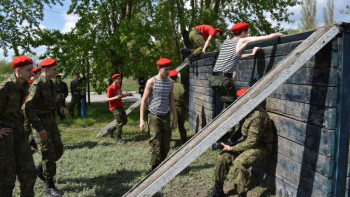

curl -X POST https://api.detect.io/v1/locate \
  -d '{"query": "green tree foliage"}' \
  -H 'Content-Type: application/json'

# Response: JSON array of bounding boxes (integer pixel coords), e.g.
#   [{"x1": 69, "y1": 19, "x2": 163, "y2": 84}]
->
[
  {"x1": 0, "y1": 0, "x2": 62, "y2": 57},
  {"x1": 1, "y1": 0, "x2": 299, "y2": 93},
  {"x1": 300, "y1": 0, "x2": 317, "y2": 30},
  {"x1": 323, "y1": 0, "x2": 334, "y2": 26}
]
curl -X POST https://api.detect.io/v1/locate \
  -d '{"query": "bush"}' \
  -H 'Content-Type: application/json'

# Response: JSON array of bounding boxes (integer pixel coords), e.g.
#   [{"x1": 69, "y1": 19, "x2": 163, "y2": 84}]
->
[{"x1": 0, "y1": 60, "x2": 12, "y2": 74}]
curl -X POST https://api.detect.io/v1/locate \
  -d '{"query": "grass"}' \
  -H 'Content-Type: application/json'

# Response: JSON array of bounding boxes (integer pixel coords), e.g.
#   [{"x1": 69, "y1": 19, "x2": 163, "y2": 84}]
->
[{"x1": 12, "y1": 102, "x2": 272, "y2": 197}]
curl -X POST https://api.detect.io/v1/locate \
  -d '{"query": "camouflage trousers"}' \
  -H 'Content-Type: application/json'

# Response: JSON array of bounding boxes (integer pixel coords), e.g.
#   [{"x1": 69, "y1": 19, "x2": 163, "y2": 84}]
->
[
  {"x1": 148, "y1": 113, "x2": 171, "y2": 167},
  {"x1": 32, "y1": 117, "x2": 63, "y2": 179},
  {"x1": 209, "y1": 75, "x2": 235, "y2": 109},
  {"x1": 189, "y1": 29, "x2": 205, "y2": 56},
  {"x1": 171, "y1": 105, "x2": 188, "y2": 143},
  {"x1": 214, "y1": 146, "x2": 270, "y2": 194},
  {"x1": 0, "y1": 127, "x2": 36, "y2": 197},
  {"x1": 69, "y1": 94, "x2": 81, "y2": 117},
  {"x1": 112, "y1": 107, "x2": 127, "y2": 137}
]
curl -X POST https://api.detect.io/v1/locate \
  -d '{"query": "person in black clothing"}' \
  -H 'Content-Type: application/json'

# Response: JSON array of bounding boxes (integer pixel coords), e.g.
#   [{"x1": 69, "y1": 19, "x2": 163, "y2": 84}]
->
[
  {"x1": 55, "y1": 75, "x2": 69, "y2": 119},
  {"x1": 69, "y1": 73, "x2": 84, "y2": 118}
]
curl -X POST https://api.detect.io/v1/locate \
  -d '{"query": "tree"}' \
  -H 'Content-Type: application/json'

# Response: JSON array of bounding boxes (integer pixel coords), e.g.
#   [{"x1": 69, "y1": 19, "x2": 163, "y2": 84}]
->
[
  {"x1": 0, "y1": 0, "x2": 62, "y2": 57},
  {"x1": 323, "y1": 0, "x2": 334, "y2": 26},
  {"x1": 300, "y1": 0, "x2": 317, "y2": 31},
  {"x1": 340, "y1": 1, "x2": 350, "y2": 14}
]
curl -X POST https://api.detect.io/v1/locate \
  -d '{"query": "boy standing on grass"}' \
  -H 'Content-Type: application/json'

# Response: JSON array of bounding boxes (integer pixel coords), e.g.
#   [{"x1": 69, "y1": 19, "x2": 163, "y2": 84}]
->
[
  {"x1": 0, "y1": 56, "x2": 36, "y2": 197},
  {"x1": 25, "y1": 58, "x2": 67, "y2": 197},
  {"x1": 106, "y1": 73, "x2": 133, "y2": 142},
  {"x1": 139, "y1": 58, "x2": 178, "y2": 170}
]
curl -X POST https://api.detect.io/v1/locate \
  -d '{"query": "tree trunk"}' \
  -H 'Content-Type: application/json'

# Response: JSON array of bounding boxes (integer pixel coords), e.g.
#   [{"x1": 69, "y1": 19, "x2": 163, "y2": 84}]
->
[
  {"x1": 214, "y1": 0, "x2": 220, "y2": 13},
  {"x1": 169, "y1": 0, "x2": 180, "y2": 56},
  {"x1": 176, "y1": 0, "x2": 192, "y2": 48}
]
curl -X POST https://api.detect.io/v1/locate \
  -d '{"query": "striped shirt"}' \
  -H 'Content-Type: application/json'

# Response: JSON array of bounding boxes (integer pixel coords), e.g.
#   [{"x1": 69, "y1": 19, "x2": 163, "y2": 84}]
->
[
  {"x1": 148, "y1": 76, "x2": 171, "y2": 115},
  {"x1": 213, "y1": 38, "x2": 241, "y2": 74}
]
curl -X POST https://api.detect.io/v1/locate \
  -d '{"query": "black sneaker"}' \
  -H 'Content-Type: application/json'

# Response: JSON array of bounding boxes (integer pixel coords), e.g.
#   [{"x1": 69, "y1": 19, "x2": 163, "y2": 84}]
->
[{"x1": 116, "y1": 136, "x2": 124, "y2": 143}]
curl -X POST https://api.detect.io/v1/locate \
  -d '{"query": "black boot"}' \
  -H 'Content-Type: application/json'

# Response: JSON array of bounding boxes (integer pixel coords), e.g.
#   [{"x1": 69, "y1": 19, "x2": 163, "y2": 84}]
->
[
  {"x1": 36, "y1": 162, "x2": 45, "y2": 182},
  {"x1": 116, "y1": 135, "x2": 124, "y2": 143},
  {"x1": 207, "y1": 181, "x2": 224, "y2": 197},
  {"x1": 29, "y1": 136, "x2": 37, "y2": 150},
  {"x1": 45, "y1": 177, "x2": 63, "y2": 197},
  {"x1": 107, "y1": 127, "x2": 115, "y2": 138}
]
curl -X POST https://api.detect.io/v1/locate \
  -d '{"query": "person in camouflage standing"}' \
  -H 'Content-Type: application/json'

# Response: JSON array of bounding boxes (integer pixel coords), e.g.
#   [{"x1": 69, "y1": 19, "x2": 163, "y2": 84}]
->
[
  {"x1": 140, "y1": 58, "x2": 178, "y2": 170},
  {"x1": 54, "y1": 74, "x2": 68, "y2": 120},
  {"x1": 0, "y1": 56, "x2": 36, "y2": 197},
  {"x1": 106, "y1": 73, "x2": 133, "y2": 142},
  {"x1": 25, "y1": 66, "x2": 41, "y2": 150},
  {"x1": 207, "y1": 89, "x2": 275, "y2": 197},
  {"x1": 69, "y1": 73, "x2": 84, "y2": 118},
  {"x1": 169, "y1": 70, "x2": 188, "y2": 144},
  {"x1": 25, "y1": 58, "x2": 67, "y2": 197}
]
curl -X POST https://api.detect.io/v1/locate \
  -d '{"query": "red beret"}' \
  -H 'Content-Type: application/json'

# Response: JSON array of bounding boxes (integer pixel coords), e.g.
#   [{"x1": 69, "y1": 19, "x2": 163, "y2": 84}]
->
[
  {"x1": 157, "y1": 58, "x2": 171, "y2": 67},
  {"x1": 32, "y1": 67, "x2": 41, "y2": 74},
  {"x1": 11, "y1": 56, "x2": 33, "y2": 68},
  {"x1": 215, "y1": 28, "x2": 223, "y2": 34},
  {"x1": 40, "y1": 58, "x2": 57, "y2": 67},
  {"x1": 236, "y1": 88, "x2": 249, "y2": 98},
  {"x1": 168, "y1": 70, "x2": 178, "y2": 77},
  {"x1": 231, "y1": 22, "x2": 249, "y2": 33},
  {"x1": 112, "y1": 73, "x2": 121, "y2": 79}
]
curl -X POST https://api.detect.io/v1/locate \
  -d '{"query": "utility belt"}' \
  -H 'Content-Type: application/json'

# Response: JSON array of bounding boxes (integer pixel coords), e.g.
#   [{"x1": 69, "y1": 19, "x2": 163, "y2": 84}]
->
[
  {"x1": 38, "y1": 113, "x2": 55, "y2": 119},
  {"x1": 212, "y1": 71, "x2": 233, "y2": 78},
  {"x1": 149, "y1": 111, "x2": 170, "y2": 119}
]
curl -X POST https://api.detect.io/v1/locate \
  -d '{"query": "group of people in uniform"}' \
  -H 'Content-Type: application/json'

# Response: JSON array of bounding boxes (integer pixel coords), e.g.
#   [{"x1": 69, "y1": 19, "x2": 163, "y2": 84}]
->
[
  {"x1": 0, "y1": 21, "x2": 283, "y2": 197},
  {"x1": 0, "y1": 57, "x2": 65, "y2": 197}
]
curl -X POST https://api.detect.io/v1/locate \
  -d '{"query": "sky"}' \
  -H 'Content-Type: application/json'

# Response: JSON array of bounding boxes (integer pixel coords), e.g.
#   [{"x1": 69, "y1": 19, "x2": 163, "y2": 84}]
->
[{"x1": 1, "y1": 0, "x2": 350, "y2": 62}]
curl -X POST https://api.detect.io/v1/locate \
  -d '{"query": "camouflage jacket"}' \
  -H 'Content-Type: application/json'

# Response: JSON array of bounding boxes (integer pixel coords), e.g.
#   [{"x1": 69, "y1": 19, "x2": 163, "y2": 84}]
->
[
  {"x1": 70, "y1": 78, "x2": 84, "y2": 95},
  {"x1": 25, "y1": 75, "x2": 59, "y2": 131},
  {"x1": 173, "y1": 81, "x2": 186, "y2": 106},
  {"x1": 0, "y1": 73, "x2": 29, "y2": 129},
  {"x1": 230, "y1": 105, "x2": 274, "y2": 152},
  {"x1": 54, "y1": 81, "x2": 68, "y2": 98}
]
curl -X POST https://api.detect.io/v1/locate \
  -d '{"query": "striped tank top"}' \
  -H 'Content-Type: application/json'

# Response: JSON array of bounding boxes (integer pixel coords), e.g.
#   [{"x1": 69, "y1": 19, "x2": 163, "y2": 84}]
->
[
  {"x1": 213, "y1": 38, "x2": 242, "y2": 74},
  {"x1": 148, "y1": 76, "x2": 171, "y2": 115}
]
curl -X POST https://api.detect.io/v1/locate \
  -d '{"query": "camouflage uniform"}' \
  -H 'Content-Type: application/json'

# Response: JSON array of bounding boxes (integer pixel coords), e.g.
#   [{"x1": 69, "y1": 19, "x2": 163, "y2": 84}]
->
[
  {"x1": 172, "y1": 81, "x2": 188, "y2": 143},
  {"x1": 69, "y1": 78, "x2": 83, "y2": 118},
  {"x1": 209, "y1": 75, "x2": 235, "y2": 109},
  {"x1": 189, "y1": 28, "x2": 205, "y2": 56},
  {"x1": 148, "y1": 113, "x2": 171, "y2": 167},
  {"x1": 0, "y1": 74, "x2": 36, "y2": 197},
  {"x1": 54, "y1": 81, "x2": 68, "y2": 119},
  {"x1": 25, "y1": 75, "x2": 64, "y2": 179},
  {"x1": 113, "y1": 107, "x2": 127, "y2": 137},
  {"x1": 213, "y1": 106, "x2": 274, "y2": 195}
]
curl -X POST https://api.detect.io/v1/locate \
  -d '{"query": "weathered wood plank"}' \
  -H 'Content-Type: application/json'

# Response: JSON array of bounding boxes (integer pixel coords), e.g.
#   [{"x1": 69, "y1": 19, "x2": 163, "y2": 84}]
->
[
  {"x1": 270, "y1": 84, "x2": 338, "y2": 107},
  {"x1": 189, "y1": 90, "x2": 214, "y2": 103},
  {"x1": 189, "y1": 65, "x2": 214, "y2": 73},
  {"x1": 190, "y1": 56, "x2": 217, "y2": 67},
  {"x1": 266, "y1": 97, "x2": 337, "y2": 130},
  {"x1": 236, "y1": 67, "x2": 339, "y2": 87},
  {"x1": 188, "y1": 96, "x2": 215, "y2": 110},
  {"x1": 189, "y1": 85, "x2": 214, "y2": 96},
  {"x1": 189, "y1": 78, "x2": 211, "y2": 88},
  {"x1": 269, "y1": 113, "x2": 336, "y2": 157},
  {"x1": 277, "y1": 136, "x2": 334, "y2": 177}
]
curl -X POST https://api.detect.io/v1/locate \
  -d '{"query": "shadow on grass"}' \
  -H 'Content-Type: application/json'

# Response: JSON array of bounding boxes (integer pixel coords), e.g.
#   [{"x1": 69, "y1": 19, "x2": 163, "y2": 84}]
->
[
  {"x1": 179, "y1": 163, "x2": 213, "y2": 175},
  {"x1": 64, "y1": 141, "x2": 115, "y2": 150},
  {"x1": 60, "y1": 169, "x2": 143, "y2": 196}
]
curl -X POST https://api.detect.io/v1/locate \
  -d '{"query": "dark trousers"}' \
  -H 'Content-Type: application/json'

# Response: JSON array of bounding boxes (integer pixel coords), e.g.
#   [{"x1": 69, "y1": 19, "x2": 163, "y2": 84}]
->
[{"x1": 69, "y1": 94, "x2": 81, "y2": 117}]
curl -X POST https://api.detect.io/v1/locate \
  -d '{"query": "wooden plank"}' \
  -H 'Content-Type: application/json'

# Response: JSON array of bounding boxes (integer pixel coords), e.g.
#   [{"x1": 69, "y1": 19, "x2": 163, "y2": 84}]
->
[
  {"x1": 189, "y1": 85, "x2": 214, "y2": 96},
  {"x1": 270, "y1": 84, "x2": 338, "y2": 107},
  {"x1": 123, "y1": 26, "x2": 340, "y2": 197},
  {"x1": 269, "y1": 113, "x2": 336, "y2": 157},
  {"x1": 253, "y1": 165, "x2": 331, "y2": 197},
  {"x1": 266, "y1": 97, "x2": 337, "y2": 130},
  {"x1": 189, "y1": 65, "x2": 215, "y2": 73},
  {"x1": 189, "y1": 78, "x2": 211, "y2": 88},
  {"x1": 188, "y1": 97, "x2": 215, "y2": 110},
  {"x1": 189, "y1": 90, "x2": 215, "y2": 103},
  {"x1": 277, "y1": 136, "x2": 334, "y2": 177},
  {"x1": 236, "y1": 67, "x2": 339, "y2": 87}
]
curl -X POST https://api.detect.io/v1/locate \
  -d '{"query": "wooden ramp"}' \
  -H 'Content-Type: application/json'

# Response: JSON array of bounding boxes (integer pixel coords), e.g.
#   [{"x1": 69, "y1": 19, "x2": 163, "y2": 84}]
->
[
  {"x1": 122, "y1": 26, "x2": 340, "y2": 197},
  {"x1": 96, "y1": 58, "x2": 190, "y2": 138}
]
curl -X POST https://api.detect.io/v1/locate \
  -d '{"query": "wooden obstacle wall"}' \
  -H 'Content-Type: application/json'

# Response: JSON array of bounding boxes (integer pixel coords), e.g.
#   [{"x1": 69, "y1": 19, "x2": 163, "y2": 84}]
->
[{"x1": 188, "y1": 34, "x2": 343, "y2": 196}]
